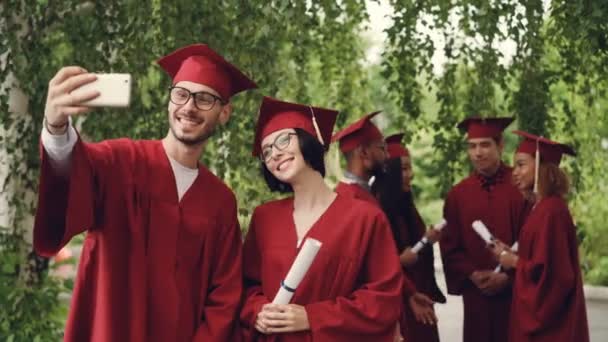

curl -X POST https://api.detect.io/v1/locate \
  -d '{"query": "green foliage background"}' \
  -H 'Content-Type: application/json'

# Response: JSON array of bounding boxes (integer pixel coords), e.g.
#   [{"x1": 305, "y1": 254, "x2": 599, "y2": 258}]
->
[{"x1": 0, "y1": 0, "x2": 606, "y2": 340}]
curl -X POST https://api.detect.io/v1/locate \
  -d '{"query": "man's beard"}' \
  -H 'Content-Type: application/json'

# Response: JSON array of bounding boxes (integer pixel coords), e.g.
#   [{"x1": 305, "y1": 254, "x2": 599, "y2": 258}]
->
[
  {"x1": 170, "y1": 125, "x2": 216, "y2": 146},
  {"x1": 370, "y1": 159, "x2": 387, "y2": 177}
]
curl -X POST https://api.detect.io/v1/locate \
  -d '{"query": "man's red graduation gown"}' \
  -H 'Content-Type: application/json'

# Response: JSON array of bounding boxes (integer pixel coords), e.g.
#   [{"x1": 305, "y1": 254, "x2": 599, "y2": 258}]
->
[
  {"x1": 439, "y1": 165, "x2": 529, "y2": 342},
  {"x1": 334, "y1": 181, "x2": 378, "y2": 205},
  {"x1": 397, "y1": 204, "x2": 446, "y2": 342},
  {"x1": 33, "y1": 138, "x2": 243, "y2": 342},
  {"x1": 240, "y1": 194, "x2": 404, "y2": 341},
  {"x1": 509, "y1": 196, "x2": 589, "y2": 342},
  {"x1": 335, "y1": 180, "x2": 418, "y2": 298}
]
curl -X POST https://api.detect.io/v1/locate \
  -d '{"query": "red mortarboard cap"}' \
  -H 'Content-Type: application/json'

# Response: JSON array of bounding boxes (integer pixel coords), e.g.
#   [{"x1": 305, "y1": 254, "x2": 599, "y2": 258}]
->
[
  {"x1": 157, "y1": 44, "x2": 257, "y2": 101},
  {"x1": 252, "y1": 96, "x2": 339, "y2": 156},
  {"x1": 385, "y1": 133, "x2": 410, "y2": 159},
  {"x1": 457, "y1": 117, "x2": 514, "y2": 139},
  {"x1": 513, "y1": 130, "x2": 576, "y2": 165},
  {"x1": 331, "y1": 111, "x2": 384, "y2": 153}
]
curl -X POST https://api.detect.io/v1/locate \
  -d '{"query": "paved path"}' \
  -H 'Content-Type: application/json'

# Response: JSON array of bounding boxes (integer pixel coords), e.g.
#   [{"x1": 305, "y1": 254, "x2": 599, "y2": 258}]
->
[
  {"x1": 432, "y1": 246, "x2": 608, "y2": 341},
  {"x1": 436, "y1": 292, "x2": 608, "y2": 342}
]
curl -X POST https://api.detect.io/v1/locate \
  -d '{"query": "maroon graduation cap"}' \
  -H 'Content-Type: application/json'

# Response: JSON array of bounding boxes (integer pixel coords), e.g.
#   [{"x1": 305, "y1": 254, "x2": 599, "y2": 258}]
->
[
  {"x1": 252, "y1": 96, "x2": 339, "y2": 157},
  {"x1": 157, "y1": 44, "x2": 257, "y2": 101},
  {"x1": 457, "y1": 117, "x2": 514, "y2": 139},
  {"x1": 331, "y1": 111, "x2": 383, "y2": 153},
  {"x1": 385, "y1": 133, "x2": 410, "y2": 159}
]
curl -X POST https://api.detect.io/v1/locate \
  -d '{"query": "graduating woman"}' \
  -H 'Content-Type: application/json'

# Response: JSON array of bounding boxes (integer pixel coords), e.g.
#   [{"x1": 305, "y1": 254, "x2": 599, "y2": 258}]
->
[
  {"x1": 372, "y1": 134, "x2": 446, "y2": 342},
  {"x1": 240, "y1": 97, "x2": 404, "y2": 342},
  {"x1": 491, "y1": 130, "x2": 589, "y2": 342}
]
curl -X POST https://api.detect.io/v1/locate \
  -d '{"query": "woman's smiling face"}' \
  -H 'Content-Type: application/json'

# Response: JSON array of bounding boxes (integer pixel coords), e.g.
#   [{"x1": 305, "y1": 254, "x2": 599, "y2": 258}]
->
[{"x1": 261, "y1": 128, "x2": 308, "y2": 184}]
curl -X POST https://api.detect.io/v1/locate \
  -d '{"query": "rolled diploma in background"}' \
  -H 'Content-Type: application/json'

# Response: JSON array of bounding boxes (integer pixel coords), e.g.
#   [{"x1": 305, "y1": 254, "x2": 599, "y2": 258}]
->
[
  {"x1": 272, "y1": 238, "x2": 322, "y2": 304},
  {"x1": 472, "y1": 220, "x2": 495, "y2": 245},
  {"x1": 494, "y1": 242, "x2": 519, "y2": 273},
  {"x1": 411, "y1": 219, "x2": 448, "y2": 254}
]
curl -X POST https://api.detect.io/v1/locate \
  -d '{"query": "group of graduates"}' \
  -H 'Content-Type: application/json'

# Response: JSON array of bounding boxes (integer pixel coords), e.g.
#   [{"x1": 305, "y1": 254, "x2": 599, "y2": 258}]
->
[{"x1": 34, "y1": 42, "x2": 590, "y2": 342}]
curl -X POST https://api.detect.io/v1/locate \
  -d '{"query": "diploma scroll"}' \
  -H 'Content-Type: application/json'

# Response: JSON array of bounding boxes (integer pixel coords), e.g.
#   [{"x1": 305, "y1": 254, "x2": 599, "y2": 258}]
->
[
  {"x1": 494, "y1": 242, "x2": 519, "y2": 273},
  {"x1": 472, "y1": 220, "x2": 495, "y2": 245},
  {"x1": 272, "y1": 238, "x2": 322, "y2": 304},
  {"x1": 411, "y1": 219, "x2": 448, "y2": 254}
]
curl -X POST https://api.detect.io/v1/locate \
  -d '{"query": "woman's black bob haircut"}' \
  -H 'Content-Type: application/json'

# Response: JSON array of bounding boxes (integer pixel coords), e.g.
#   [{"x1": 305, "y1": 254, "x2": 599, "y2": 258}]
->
[{"x1": 260, "y1": 128, "x2": 326, "y2": 193}]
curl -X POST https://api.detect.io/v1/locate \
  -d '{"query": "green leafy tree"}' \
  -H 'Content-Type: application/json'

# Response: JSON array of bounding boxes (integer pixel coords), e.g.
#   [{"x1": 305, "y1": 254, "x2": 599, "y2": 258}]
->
[{"x1": 382, "y1": 0, "x2": 608, "y2": 284}]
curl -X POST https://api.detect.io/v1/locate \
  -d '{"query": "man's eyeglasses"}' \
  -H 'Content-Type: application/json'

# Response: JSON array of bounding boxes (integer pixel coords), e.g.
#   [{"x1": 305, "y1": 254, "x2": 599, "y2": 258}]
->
[
  {"x1": 260, "y1": 132, "x2": 297, "y2": 163},
  {"x1": 169, "y1": 86, "x2": 226, "y2": 111}
]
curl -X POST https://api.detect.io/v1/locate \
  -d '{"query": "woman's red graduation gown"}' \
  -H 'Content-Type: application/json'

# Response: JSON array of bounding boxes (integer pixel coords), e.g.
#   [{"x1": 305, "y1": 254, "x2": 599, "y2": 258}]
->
[
  {"x1": 509, "y1": 196, "x2": 589, "y2": 342},
  {"x1": 33, "y1": 138, "x2": 243, "y2": 342},
  {"x1": 398, "y1": 204, "x2": 446, "y2": 342},
  {"x1": 240, "y1": 194, "x2": 404, "y2": 341}
]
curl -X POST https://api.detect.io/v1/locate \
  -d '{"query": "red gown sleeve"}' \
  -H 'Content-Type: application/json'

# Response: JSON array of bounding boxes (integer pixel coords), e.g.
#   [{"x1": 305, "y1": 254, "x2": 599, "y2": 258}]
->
[
  {"x1": 402, "y1": 274, "x2": 417, "y2": 297},
  {"x1": 240, "y1": 209, "x2": 270, "y2": 340},
  {"x1": 514, "y1": 207, "x2": 577, "y2": 334},
  {"x1": 34, "y1": 136, "x2": 115, "y2": 257},
  {"x1": 194, "y1": 197, "x2": 244, "y2": 342},
  {"x1": 439, "y1": 190, "x2": 476, "y2": 294},
  {"x1": 304, "y1": 213, "x2": 404, "y2": 339}
]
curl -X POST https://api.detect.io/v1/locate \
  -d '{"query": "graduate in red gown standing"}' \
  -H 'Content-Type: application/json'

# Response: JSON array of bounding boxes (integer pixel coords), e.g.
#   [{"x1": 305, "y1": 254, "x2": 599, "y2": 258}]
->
[
  {"x1": 34, "y1": 44, "x2": 257, "y2": 342},
  {"x1": 332, "y1": 116, "x2": 436, "y2": 341},
  {"x1": 490, "y1": 131, "x2": 589, "y2": 342},
  {"x1": 240, "y1": 97, "x2": 404, "y2": 341},
  {"x1": 331, "y1": 112, "x2": 387, "y2": 204},
  {"x1": 439, "y1": 117, "x2": 530, "y2": 342},
  {"x1": 373, "y1": 133, "x2": 447, "y2": 342}
]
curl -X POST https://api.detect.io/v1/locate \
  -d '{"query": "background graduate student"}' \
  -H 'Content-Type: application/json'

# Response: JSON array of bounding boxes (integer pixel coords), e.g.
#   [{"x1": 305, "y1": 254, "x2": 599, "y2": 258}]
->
[
  {"x1": 439, "y1": 117, "x2": 530, "y2": 342},
  {"x1": 331, "y1": 112, "x2": 388, "y2": 204},
  {"x1": 373, "y1": 133, "x2": 446, "y2": 342},
  {"x1": 491, "y1": 131, "x2": 589, "y2": 342}
]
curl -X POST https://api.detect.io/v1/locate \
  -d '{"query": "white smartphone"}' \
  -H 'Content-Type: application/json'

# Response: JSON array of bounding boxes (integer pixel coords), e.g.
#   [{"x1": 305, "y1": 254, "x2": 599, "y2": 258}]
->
[{"x1": 72, "y1": 73, "x2": 132, "y2": 107}]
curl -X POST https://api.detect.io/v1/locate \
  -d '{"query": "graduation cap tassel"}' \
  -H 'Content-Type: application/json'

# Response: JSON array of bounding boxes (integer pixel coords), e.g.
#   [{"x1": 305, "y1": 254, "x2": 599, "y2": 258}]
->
[
  {"x1": 310, "y1": 106, "x2": 324, "y2": 146},
  {"x1": 533, "y1": 138, "x2": 540, "y2": 194}
]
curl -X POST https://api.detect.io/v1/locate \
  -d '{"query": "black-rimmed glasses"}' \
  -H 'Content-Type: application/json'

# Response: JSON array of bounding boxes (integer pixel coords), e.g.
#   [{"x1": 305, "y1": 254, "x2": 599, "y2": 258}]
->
[
  {"x1": 169, "y1": 86, "x2": 226, "y2": 111},
  {"x1": 260, "y1": 132, "x2": 297, "y2": 162}
]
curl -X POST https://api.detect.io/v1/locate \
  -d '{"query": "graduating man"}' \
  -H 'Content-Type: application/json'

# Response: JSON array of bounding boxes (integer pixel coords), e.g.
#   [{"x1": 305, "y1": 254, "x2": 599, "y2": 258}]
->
[
  {"x1": 332, "y1": 114, "x2": 437, "y2": 340},
  {"x1": 34, "y1": 44, "x2": 257, "y2": 342},
  {"x1": 331, "y1": 111, "x2": 387, "y2": 204},
  {"x1": 439, "y1": 117, "x2": 530, "y2": 342}
]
